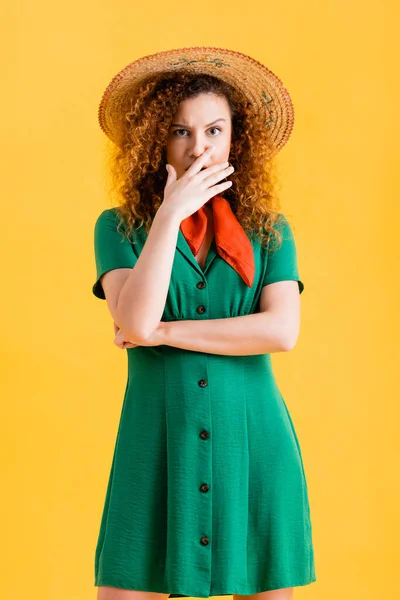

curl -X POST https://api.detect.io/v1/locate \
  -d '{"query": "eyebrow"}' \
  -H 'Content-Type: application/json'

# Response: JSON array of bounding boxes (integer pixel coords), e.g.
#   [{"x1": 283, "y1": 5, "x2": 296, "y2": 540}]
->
[{"x1": 170, "y1": 118, "x2": 227, "y2": 128}]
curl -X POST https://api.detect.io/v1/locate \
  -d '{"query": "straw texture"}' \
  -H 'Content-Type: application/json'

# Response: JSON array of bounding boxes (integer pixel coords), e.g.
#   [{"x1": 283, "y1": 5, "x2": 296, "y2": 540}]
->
[{"x1": 98, "y1": 46, "x2": 295, "y2": 159}]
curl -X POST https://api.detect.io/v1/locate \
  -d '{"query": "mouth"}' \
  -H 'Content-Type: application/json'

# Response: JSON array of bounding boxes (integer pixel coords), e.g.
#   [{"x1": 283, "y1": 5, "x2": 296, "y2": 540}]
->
[{"x1": 186, "y1": 166, "x2": 208, "y2": 171}]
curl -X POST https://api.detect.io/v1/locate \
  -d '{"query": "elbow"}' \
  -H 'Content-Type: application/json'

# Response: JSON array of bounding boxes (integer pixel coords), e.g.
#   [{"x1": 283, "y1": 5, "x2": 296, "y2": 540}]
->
[
  {"x1": 115, "y1": 313, "x2": 151, "y2": 345},
  {"x1": 116, "y1": 304, "x2": 158, "y2": 345},
  {"x1": 278, "y1": 328, "x2": 300, "y2": 352},
  {"x1": 270, "y1": 310, "x2": 301, "y2": 352},
  {"x1": 124, "y1": 325, "x2": 153, "y2": 345},
  {"x1": 125, "y1": 322, "x2": 159, "y2": 345},
  {"x1": 280, "y1": 337, "x2": 297, "y2": 352}
]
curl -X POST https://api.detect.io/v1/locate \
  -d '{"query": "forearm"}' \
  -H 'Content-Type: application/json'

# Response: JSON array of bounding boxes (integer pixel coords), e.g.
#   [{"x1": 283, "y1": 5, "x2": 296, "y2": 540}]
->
[
  {"x1": 117, "y1": 206, "x2": 181, "y2": 342},
  {"x1": 154, "y1": 312, "x2": 290, "y2": 356}
]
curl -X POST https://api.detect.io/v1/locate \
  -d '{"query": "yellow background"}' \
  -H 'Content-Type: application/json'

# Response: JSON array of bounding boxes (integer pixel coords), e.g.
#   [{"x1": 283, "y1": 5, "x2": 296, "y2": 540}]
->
[{"x1": 2, "y1": 0, "x2": 397, "y2": 598}]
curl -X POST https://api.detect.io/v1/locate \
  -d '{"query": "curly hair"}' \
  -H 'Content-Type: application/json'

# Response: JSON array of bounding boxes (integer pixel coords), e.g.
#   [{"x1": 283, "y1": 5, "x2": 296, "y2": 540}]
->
[{"x1": 101, "y1": 70, "x2": 290, "y2": 251}]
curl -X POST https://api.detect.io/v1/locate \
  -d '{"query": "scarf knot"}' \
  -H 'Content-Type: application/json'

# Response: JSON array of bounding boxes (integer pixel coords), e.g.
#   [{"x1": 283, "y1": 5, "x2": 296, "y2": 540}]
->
[{"x1": 180, "y1": 195, "x2": 255, "y2": 288}]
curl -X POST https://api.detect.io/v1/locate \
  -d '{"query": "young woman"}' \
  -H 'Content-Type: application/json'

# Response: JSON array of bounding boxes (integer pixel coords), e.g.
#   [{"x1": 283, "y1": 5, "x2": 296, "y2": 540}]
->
[{"x1": 92, "y1": 47, "x2": 316, "y2": 600}]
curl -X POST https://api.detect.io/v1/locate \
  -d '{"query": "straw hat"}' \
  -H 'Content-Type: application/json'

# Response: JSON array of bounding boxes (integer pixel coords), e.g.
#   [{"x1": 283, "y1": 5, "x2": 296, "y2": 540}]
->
[{"x1": 98, "y1": 46, "x2": 295, "y2": 159}]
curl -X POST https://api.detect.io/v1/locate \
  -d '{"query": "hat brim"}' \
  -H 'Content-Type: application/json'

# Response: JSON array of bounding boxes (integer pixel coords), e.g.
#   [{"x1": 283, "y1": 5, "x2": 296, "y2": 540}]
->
[{"x1": 98, "y1": 46, "x2": 294, "y2": 159}]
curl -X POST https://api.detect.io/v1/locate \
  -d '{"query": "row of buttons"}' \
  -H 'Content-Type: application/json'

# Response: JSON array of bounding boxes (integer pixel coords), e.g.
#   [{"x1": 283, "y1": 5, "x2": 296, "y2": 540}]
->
[
  {"x1": 197, "y1": 280, "x2": 206, "y2": 314},
  {"x1": 199, "y1": 374, "x2": 210, "y2": 546},
  {"x1": 197, "y1": 279, "x2": 210, "y2": 546}
]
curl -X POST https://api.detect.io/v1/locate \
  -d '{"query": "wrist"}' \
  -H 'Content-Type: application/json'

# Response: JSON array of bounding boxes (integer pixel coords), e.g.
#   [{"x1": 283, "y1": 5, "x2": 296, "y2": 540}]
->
[{"x1": 156, "y1": 204, "x2": 182, "y2": 227}]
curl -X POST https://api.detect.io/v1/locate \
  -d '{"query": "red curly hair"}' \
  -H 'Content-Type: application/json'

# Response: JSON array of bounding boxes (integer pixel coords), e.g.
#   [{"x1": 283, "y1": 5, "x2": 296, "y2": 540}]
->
[{"x1": 101, "y1": 70, "x2": 290, "y2": 251}]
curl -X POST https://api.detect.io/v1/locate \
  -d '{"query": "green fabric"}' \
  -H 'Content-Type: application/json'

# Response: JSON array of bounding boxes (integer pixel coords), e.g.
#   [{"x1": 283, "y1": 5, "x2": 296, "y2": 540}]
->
[{"x1": 92, "y1": 208, "x2": 316, "y2": 597}]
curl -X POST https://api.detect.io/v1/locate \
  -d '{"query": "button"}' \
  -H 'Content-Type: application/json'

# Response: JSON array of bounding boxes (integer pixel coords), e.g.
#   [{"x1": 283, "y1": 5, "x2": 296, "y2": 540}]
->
[
  {"x1": 197, "y1": 305, "x2": 206, "y2": 314},
  {"x1": 199, "y1": 483, "x2": 209, "y2": 493},
  {"x1": 198, "y1": 379, "x2": 208, "y2": 388},
  {"x1": 200, "y1": 536, "x2": 210, "y2": 546},
  {"x1": 199, "y1": 430, "x2": 209, "y2": 440},
  {"x1": 197, "y1": 281, "x2": 206, "y2": 289}
]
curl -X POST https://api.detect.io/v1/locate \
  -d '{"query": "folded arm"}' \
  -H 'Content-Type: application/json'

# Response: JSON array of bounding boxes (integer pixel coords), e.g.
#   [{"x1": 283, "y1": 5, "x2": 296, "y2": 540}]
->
[{"x1": 129, "y1": 280, "x2": 301, "y2": 356}]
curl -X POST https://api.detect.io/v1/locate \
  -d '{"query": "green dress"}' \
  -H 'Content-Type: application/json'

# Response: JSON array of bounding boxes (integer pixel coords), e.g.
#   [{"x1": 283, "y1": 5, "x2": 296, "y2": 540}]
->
[{"x1": 92, "y1": 207, "x2": 316, "y2": 597}]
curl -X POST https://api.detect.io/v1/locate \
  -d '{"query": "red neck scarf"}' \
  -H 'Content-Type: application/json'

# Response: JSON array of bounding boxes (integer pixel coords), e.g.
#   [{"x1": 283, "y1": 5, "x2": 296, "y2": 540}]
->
[{"x1": 180, "y1": 195, "x2": 255, "y2": 288}]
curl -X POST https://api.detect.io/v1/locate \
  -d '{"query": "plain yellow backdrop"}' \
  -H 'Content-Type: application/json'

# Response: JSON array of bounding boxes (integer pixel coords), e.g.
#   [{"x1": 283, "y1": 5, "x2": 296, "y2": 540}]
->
[{"x1": 2, "y1": 0, "x2": 398, "y2": 598}]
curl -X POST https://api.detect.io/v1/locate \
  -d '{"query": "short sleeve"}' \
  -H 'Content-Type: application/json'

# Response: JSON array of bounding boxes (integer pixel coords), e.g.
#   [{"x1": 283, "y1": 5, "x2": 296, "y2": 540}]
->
[
  {"x1": 262, "y1": 214, "x2": 304, "y2": 294},
  {"x1": 92, "y1": 208, "x2": 138, "y2": 300}
]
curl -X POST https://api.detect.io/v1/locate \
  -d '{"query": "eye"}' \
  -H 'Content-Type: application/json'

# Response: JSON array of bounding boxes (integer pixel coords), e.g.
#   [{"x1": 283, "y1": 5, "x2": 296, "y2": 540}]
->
[
  {"x1": 172, "y1": 127, "x2": 222, "y2": 137},
  {"x1": 173, "y1": 129, "x2": 188, "y2": 137}
]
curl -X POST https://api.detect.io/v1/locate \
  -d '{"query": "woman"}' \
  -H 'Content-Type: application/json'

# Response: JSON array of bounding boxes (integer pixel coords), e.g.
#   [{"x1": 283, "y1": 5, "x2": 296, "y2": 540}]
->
[{"x1": 92, "y1": 47, "x2": 316, "y2": 600}]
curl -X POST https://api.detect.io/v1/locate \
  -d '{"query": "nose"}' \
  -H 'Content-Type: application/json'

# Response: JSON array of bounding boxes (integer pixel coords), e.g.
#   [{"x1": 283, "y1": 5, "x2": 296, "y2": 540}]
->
[
  {"x1": 189, "y1": 136, "x2": 214, "y2": 159},
  {"x1": 188, "y1": 148, "x2": 214, "y2": 169}
]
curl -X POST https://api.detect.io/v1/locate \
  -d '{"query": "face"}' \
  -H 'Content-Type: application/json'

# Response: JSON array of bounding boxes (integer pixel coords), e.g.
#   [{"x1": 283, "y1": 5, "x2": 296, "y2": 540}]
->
[{"x1": 166, "y1": 92, "x2": 232, "y2": 180}]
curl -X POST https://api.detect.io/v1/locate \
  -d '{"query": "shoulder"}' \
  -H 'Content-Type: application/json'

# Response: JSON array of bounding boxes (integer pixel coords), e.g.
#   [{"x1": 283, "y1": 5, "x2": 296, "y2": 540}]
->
[
  {"x1": 260, "y1": 212, "x2": 291, "y2": 232},
  {"x1": 258, "y1": 212, "x2": 294, "y2": 247},
  {"x1": 94, "y1": 207, "x2": 147, "y2": 253},
  {"x1": 94, "y1": 207, "x2": 132, "y2": 240},
  {"x1": 274, "y1": 213, "x2": 297, "y2": 243},
  {"x1": 94, "y1": 207, "x2": 144, "y2": 232},
  {"x1": 94, "y1": 207, "x2": 121, "y2": 228},
  {"x1": 271, "y1": 213, "x2": 293, "y2": 233}
]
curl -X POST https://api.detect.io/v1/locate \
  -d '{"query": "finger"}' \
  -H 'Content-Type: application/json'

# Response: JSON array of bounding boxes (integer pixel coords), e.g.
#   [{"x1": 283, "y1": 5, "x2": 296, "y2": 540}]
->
[
  {"x1": 204, "y1": 180, "x2": 233, "y2": 200},
  {"x1": 199, "y1": 161, "x2": 232, "y2": 183},
  {"x1": 185, "y1": 146, "x2": 215, "y2": 177},
  {"x1": 202, "y1": 169, "x2": 234, "y2": 192},
  {"x1": 165, "y1": 163, "x2": 176, "y2": 186}
]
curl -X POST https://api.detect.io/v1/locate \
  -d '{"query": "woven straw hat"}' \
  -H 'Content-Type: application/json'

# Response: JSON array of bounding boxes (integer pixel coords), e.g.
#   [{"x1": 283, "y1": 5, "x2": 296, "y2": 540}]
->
[{"x1": 98, "y1": 46, "x2": 295, "y2": 159}]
